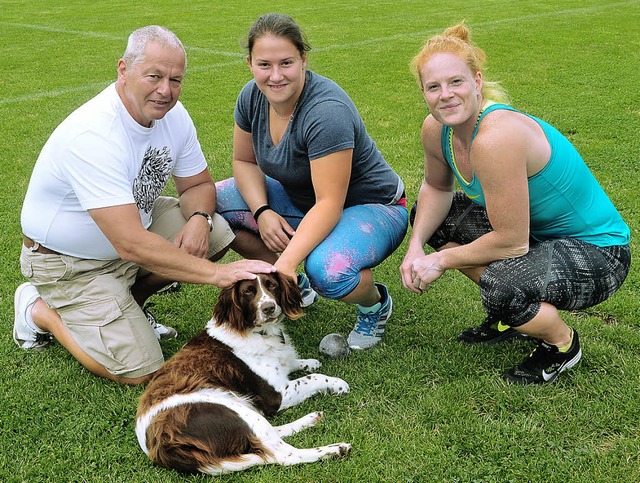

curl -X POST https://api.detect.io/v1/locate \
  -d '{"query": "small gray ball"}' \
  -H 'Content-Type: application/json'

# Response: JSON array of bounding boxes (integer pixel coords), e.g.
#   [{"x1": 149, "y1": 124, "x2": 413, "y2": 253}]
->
[{"x1": 319, "y1": 333, "x2": 351, "y2": 358}]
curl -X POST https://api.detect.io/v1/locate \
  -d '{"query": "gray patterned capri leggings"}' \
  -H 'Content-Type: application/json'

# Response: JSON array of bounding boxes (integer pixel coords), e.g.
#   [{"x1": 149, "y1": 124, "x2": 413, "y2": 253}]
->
[{"x1": 410, "y1": 192, "x2": 631, "y2": 327}]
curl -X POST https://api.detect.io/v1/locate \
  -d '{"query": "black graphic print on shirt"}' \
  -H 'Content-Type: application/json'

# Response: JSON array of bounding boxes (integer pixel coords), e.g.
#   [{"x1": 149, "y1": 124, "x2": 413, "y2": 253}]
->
[{"x1": 134, "y1": 146, "x2": 173, "y2": 214}]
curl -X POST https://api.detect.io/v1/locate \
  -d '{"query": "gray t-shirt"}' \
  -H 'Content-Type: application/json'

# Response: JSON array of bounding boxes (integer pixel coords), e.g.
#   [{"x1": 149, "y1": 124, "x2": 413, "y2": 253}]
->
[{"x1": 234, "y1": 70, "x2": 404, "y2": 213}]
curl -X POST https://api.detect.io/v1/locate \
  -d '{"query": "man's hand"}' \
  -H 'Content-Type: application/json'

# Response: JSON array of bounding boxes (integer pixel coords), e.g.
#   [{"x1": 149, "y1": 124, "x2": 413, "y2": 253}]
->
[
  {"x1": 174, "y1": 214, "x2": 210, "y2": 258},
  {"x1": 214, "y1": 259, "x2": 276, "y2": 287}
]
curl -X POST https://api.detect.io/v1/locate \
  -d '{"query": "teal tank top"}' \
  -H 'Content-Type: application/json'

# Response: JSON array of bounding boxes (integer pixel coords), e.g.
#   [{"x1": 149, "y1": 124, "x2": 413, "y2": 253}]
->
[{"x1": 440, "y1": 103, "x2": 629, "y2": 247}]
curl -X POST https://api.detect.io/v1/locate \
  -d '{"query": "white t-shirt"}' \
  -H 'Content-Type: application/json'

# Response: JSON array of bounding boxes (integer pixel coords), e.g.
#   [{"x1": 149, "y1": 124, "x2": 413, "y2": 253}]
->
[{"x1": 21, "y1": 83, "x2": 207, "y2": 260}]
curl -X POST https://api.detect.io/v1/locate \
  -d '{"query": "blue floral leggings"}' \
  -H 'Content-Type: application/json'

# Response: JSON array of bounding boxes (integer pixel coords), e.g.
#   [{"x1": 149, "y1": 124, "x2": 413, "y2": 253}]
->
[{"x1": 216, "y1": 177, "x2": 408, "y2": 299}]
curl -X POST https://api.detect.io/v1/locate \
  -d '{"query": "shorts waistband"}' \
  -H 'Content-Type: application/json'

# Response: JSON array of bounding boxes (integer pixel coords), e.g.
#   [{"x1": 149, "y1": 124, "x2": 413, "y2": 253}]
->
[{"x1": 23, "y1": 236, "x2": 61, "y2": 255}]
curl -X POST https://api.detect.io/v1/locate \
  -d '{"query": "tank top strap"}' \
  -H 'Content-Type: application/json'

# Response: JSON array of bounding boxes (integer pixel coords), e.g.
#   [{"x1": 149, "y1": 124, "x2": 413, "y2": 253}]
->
[{"x1": 471, "y1": 102, "x2": 519, "y2": 142}]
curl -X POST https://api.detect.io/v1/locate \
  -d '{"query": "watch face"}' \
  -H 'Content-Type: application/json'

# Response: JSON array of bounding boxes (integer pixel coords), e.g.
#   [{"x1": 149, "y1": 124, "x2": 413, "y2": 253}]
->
[{"x1": 203, "y1": 213, "x2": 213, "y2": 231}]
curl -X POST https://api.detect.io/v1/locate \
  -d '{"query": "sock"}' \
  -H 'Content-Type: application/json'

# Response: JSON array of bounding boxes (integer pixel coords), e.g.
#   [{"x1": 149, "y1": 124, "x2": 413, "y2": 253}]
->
[
  {"x1": 297, "y1": 274, "x2": 307, "y2": 289},
  {"x1": 357, "y1": 302, "x2": 381, "y2": 314},
  {"x1": 557, "y1": 329, "x2": 574, "y2": 353}
]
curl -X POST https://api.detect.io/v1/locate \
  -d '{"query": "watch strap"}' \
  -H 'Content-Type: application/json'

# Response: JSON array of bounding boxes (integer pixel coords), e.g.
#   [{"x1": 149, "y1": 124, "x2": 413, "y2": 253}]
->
[{"x1": 189, "y1": 211, "x2": 213, "y2": 232}]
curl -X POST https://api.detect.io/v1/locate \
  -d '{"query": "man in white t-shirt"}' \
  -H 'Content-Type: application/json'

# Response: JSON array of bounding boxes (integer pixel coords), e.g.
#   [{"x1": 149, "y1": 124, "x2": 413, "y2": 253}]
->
[{"x1": 14, "y1": 26, "x2": 274, "y2": 385}]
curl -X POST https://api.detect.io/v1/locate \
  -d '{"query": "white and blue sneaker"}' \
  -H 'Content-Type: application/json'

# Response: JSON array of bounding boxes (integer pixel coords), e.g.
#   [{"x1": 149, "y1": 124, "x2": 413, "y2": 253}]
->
[
  {"x1": 13, "y1": 282, "x2": 53, "y2": 352},
  {"x1": 347, "y1": 283, "x2": 392, "y2": 350},
  {"x1": 297, "y1": 273, "x2": 319, "y2": 308}
]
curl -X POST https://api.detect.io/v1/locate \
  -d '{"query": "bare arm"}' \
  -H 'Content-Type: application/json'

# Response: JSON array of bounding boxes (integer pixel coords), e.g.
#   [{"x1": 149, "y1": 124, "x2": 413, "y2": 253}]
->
[
  {"x1": 232, "y1": 123, "x2": 269, "y2": 212},
  {"x1": 89, "y1": 202, "x2": 274, "y2": 288},
  {"x1": 275, "y1": 149, "x2": 352, "y2": 278},
  {"x1": 407, "y1": 115, "x2": 456, "y2": 250},
  {"x1": 171, "y1": 169, "x2": 217, "y2": 259},
  {"x1": 401, "y1": 116, "x2": 454, "y2": 293},
  {"x1": 232, "y1": 122, "x2": 297, "y2": 253}
]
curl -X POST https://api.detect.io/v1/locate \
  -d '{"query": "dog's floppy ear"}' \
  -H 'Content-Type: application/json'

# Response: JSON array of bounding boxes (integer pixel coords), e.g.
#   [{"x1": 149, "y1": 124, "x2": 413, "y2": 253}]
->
[
  {"x1": 275, "y1": 272, "x2": 304, "y2": 320},
  {"x1": 212, "y1": 283, "x2": 247, "y2": 332}
]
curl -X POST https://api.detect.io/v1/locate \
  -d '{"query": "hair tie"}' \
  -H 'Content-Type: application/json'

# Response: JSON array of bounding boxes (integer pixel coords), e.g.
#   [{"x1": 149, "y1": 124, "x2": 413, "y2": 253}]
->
[{"x1": 253, "y1": 204, "x2": 272, "y2": 221}]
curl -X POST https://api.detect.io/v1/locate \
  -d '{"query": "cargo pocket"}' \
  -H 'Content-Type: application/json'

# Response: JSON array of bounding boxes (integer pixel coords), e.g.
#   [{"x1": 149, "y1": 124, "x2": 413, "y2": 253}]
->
[
  {"x1": 21, "y1": 248, "x2": 73, "y2": 283},
  {"x1": 61, "y1": 297, "x2": 152, "y2": 376}
]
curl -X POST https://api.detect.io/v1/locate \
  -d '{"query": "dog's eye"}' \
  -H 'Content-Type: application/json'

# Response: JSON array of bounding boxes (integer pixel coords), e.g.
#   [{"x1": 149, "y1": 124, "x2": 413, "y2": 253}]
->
[
  {"x1": 242, "y1": 285, "x2": 257, "y2": 297},
  {"x1": 264, "y1": 279, "x2": 277, "y2": 291}
]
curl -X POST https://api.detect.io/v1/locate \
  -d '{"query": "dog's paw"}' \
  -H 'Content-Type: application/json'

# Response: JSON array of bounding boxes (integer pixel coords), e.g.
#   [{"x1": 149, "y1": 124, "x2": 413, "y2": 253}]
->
[
  {"x1": 327, "y1": 442, "x2": 352, "y2": 458},
  {"x1": 308, "y1": 411, "x2": 324, "y2": 424},
  {"x1": 299, "y1": 358, "x2": 321, "y2": 372},
  {"x1": 327, "y1": 377, "x2": 350, "y2": 395},
  {"x1": 295, "y1": 411, "x2": 324, "y2": 429}
]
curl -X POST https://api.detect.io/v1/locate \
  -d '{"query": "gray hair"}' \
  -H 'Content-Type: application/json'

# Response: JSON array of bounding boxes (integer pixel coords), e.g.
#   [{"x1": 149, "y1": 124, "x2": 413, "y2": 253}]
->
[{"x1": 122, "y1": 25, "x2": 187, "y2": 69}]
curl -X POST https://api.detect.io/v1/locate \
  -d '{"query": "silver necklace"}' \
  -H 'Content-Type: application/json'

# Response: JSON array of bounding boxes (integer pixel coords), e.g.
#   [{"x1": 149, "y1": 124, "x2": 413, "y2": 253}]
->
[{"x1": 271, "y1": 101, "x2": 298, "y2": 122}]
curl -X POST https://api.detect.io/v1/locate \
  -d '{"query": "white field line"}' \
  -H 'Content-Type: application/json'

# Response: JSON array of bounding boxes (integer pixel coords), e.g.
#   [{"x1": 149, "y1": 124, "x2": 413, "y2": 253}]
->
[
  {"x1": 0, "y1": 0, "x2": 637, "y2": 106},
  {"x1": 0, "y1": 22, "x2": 242, "y2": 57}
]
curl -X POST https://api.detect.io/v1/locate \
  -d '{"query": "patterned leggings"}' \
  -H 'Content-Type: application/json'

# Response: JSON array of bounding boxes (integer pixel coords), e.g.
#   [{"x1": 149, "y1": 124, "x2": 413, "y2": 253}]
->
[
  {"x1": 411, "y1": 192, "x2": 631, "y2": 326},
  {"x1": 216, "y1": 177, "x2": 408, "y2": 299}
]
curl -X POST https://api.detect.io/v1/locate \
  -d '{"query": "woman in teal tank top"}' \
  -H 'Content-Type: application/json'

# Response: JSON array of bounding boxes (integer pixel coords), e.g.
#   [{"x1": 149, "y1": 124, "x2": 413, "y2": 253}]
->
[{"x1": 400, "y1": 23, "x2": 630, "y2": 385}]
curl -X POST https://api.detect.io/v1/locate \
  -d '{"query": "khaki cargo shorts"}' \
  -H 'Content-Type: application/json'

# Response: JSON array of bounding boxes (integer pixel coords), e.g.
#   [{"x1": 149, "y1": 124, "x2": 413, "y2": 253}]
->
[{"x1": 20, "y1": 196, "x2": 234, "y2": 379}]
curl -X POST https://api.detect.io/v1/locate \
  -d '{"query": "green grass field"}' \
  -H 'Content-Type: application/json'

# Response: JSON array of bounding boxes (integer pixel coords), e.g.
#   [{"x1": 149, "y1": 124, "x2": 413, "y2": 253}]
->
[{"x1": 1, "y1": 0, "x2": 639, "y2": 481}]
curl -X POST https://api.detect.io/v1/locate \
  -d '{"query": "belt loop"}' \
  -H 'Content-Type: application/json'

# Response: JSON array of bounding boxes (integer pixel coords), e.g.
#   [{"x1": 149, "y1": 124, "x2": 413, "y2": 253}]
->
[{"x1": 29, "y1": 242, "x2": 40, "y2": 253}]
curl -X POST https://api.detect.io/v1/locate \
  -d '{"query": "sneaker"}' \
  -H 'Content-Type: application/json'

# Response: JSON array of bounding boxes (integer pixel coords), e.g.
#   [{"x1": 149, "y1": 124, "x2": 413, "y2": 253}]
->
[
  {"x1": 503, "y1": 330, "x2": 582, "y2": 384},
  {"x1": 156, "y1": 281, "x2": 182, "y2": 296},
  {"x1": 13, "y1": 282, "x2": 53, "y2": 352},
  {"x1": 458, "y1": 316, "x2": 529, "y2": 345},
  {"x1": 297, "y1": 273, "x2": 319, "y2": 308},
  {"x1": 142, "y1": 303, "x2": 178, "y2": 340},
  {"x1": 347, "y1": 283, "x2": 392, "y2": 350}
]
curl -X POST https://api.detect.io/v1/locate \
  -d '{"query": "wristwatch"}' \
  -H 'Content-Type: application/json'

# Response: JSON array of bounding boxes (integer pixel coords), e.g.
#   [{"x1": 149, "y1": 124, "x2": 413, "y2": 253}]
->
[{"x1": 189, "y1": 211, "x2": 213, "y2": 232}]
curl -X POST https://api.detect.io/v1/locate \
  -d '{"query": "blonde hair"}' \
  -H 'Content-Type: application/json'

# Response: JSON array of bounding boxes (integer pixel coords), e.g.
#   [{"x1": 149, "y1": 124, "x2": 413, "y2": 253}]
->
[{"x1": 410, "y1": 23, "x2": 508, "y2": 104}]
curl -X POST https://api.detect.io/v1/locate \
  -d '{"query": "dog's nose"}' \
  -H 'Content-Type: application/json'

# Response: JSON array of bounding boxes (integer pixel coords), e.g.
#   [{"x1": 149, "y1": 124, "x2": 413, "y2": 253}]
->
[{"x1": 262, "y1": 301, "x2": 276, "y2": 316}]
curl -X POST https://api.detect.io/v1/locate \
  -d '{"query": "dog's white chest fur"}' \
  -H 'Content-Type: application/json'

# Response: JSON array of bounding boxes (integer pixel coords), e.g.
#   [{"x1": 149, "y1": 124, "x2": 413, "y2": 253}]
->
[{"x1": 206, "y1": 320, "x2": 298, "y2": 391}]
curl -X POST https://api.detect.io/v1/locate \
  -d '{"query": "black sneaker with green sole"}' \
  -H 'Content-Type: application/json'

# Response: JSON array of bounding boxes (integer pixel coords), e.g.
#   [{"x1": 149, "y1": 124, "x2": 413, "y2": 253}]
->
[{"x1": 458, "y1": 317, "x2": 530, "y2": 345}]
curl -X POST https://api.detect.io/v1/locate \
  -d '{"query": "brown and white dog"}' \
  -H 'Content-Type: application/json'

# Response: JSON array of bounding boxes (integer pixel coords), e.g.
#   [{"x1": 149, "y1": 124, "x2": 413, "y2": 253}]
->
[{"x1": 135, "y1": 272, "x2": 351, "y2": 475}]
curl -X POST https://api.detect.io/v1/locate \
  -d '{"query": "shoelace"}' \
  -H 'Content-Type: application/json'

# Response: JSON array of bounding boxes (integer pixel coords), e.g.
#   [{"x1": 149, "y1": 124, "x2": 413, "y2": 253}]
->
[
  {"x1": 478, "y1": 316, "x2": 499, "y2": 330},
  {"x1": 142, "y1": 303, "x2": 158, "y2": 328},
  {"x1": 156, "y1": 282, "x2": 181, "y2": 296},
  {"x1": 354, "y1": 312, "x2": 379, "y2": 336},
  {"x1": 522, "y1": 342, "x2": 556, "y2": 369},
  {"x1": 34, "y1": 333, "x2": 53, "y2": 345}
]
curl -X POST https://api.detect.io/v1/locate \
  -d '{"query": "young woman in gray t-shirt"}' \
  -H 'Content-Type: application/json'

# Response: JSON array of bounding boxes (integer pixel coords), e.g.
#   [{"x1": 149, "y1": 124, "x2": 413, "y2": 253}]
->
[{"x1": 216, "y1": 13, "x2": 408, "y2": 350}]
